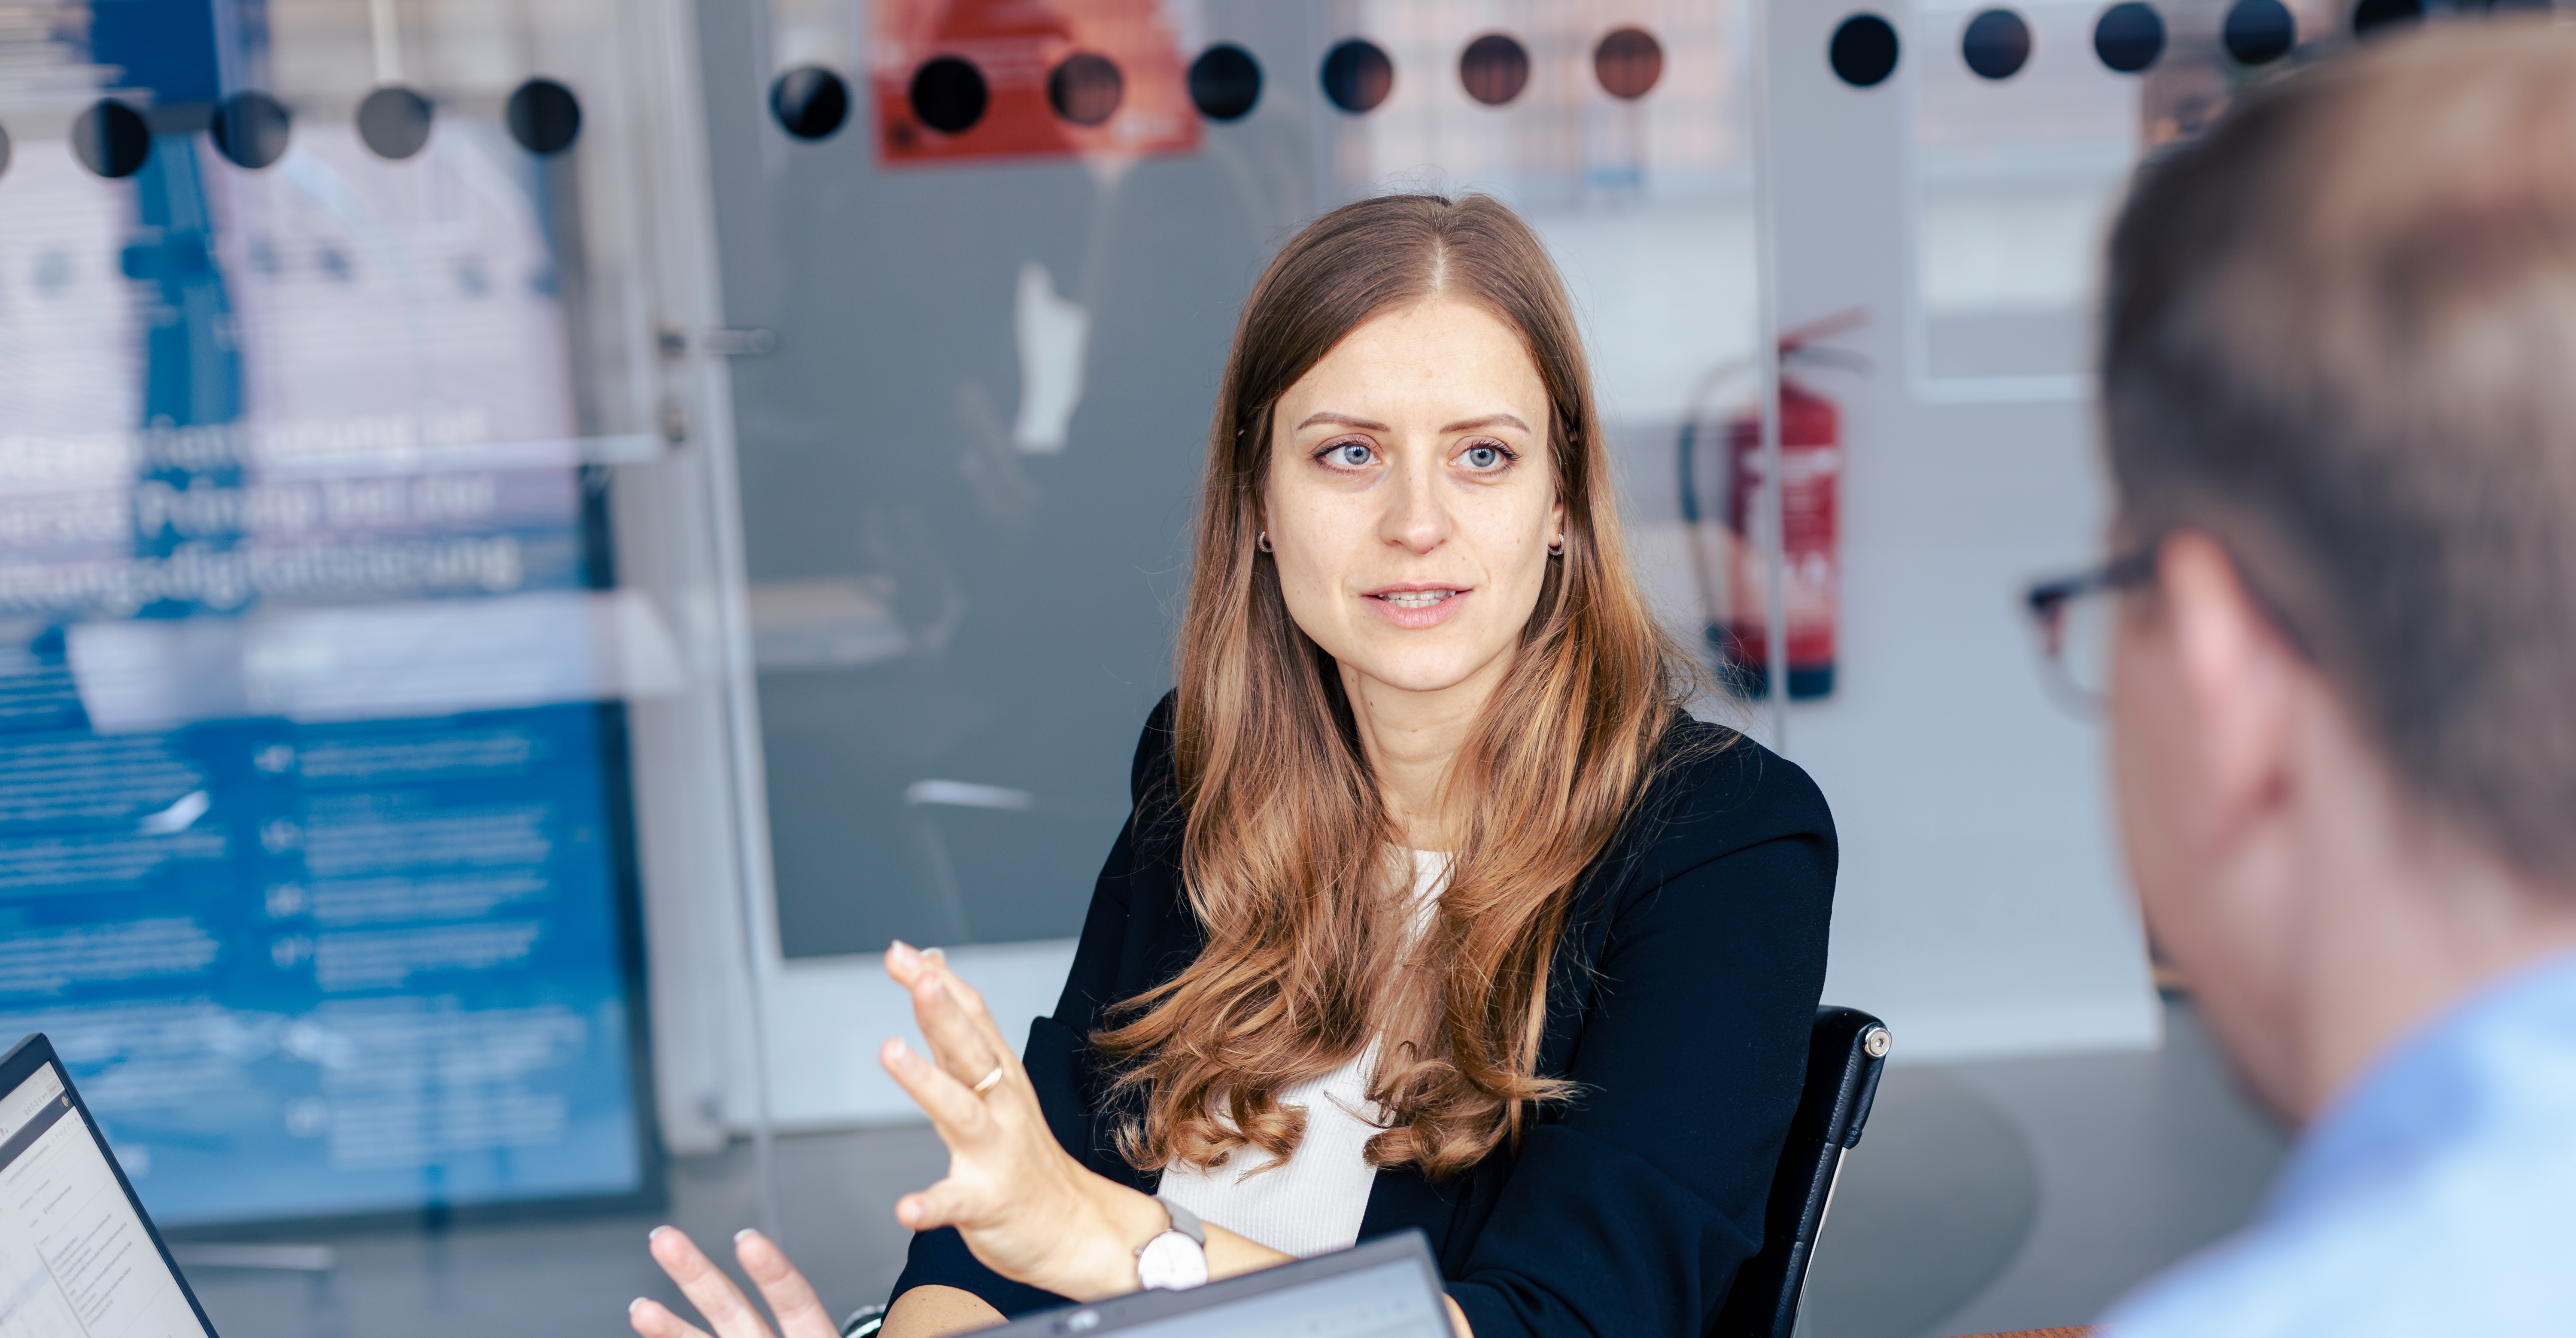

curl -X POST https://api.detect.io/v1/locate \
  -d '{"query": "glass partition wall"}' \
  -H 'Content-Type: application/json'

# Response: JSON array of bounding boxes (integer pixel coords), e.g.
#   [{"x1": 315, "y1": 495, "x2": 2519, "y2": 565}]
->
[
  {"x1": 0, "y1": 0, "x2": 750, "y2": 1223},
  {"x1": 697, "y1": 0, "x2": 1773, "y2": 1124}
]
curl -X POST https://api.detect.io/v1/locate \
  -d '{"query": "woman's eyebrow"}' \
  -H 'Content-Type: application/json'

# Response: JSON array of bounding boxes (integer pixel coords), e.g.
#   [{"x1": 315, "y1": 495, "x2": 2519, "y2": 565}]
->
[
  {"x1": 1296, "y1": 412, "x2": 1392, "y2": 432},
  {"x1": 1441, "y1": 413, "x2": 1532, "y2": 434}
]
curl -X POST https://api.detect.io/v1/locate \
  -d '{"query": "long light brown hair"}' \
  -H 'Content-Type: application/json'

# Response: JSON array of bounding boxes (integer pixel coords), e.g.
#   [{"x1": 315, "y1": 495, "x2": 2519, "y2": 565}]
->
[{"x1": 1094, "y1": 193, "x2": 1701, "y2": 1182}]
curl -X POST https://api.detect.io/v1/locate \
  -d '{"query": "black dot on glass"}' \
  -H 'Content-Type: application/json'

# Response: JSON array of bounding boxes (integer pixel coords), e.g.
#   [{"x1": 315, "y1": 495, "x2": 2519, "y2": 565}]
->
[
  {"x1": 1321, "y1": 39, "x2": 1394, "y2": 114},
  {"x1": 2222, "y1": 0, "x2": 2297, "y2": 63},
  {"x1": 210, "y1": 91, "x2": 292, "y2": 169},
  {"x1": 1594, "y1": 27, "x2": 1665, "y2": 99},
  {"x1": 356, "y1": 86, "x2": 434, "y2": 160},
  {"x1": 1961, "y1": 9, "x2": 2032, "y2": 79},
  {"x1": 2351, "y1": 0, "x2": 2422, "y2": 36},
  {"x1": 910, "y1": 56, "x2": 989, "y2": 134},
  {"x1": 770, "y1": 66, "x2": 850, "y2": 140},
  {"x1": 1188, "y1": 43, "x2": 1262, "y2": 120},
  {"x1": 1459, "y1": 33, "x2": 1530, "y2": 106},
  {"x1": 2093, "y1": 2, "x2": 2166, "y2": 73},
  {"x1": 0, "y1": 123, "x2": 12, "y2": 183},
  {"x1": 1829, "y1": 14, "x2": 1901, "y2": 88},
  {"x1": 507, "y1": 78, "x2": 581, "y2": 155},
  {"x1": 1048, "y1": 52, "x2": 1124, "y2": 126},
  {"x1": 70, "y1": 100, "x2": 150, "y2": 179}
]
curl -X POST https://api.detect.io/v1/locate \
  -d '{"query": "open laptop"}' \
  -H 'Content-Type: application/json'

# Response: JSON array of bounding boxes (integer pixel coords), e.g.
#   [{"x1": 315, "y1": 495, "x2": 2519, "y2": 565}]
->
[
  {"x1": 1, "y1": 1032, "x2": 221, "y2": 1338},
  {"x1": 843, "y1": 1229, "x2": 1451, "y2": 1338},
  {"x1": 962, "y1": 1229, "x2": 1454, "y2": 1338}
]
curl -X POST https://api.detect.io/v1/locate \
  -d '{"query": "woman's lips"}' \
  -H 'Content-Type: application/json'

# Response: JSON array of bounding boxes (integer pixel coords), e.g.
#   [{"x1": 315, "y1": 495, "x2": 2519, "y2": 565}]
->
[{"x1": 1364, "y1": 587, "x2": 1471, "y2": 629}]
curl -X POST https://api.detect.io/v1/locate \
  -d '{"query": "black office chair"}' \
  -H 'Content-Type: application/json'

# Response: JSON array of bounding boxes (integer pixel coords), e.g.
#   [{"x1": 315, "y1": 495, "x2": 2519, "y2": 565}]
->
[{"x1": 1710, "y1": 1005, "x2": 1892, "y2": 1338}]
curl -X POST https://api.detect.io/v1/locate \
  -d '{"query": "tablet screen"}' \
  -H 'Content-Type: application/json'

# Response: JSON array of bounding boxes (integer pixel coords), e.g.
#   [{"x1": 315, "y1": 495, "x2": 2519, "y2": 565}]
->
[{"x1": 0, "y1": 1063, "x2": 212, "y2": 1337}]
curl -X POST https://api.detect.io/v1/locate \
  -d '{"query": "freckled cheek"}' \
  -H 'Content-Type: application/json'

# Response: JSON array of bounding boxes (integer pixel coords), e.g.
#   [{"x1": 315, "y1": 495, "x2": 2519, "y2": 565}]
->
[
  {"x1": 1276, "y1": 558, "x2": 1329, "y2": 614},
  {"x1": 1271, "y1": 528, "x2": 1359, "y2": 624},
  {"x1": 1286, "y1": 501, "x2": 1376, "y2": 568}
]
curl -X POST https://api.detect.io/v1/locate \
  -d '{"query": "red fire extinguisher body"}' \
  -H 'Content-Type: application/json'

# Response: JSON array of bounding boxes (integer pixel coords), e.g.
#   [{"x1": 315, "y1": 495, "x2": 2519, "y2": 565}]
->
[{"x1": 1724, "y1": 376, "x2": 1842, "y2": 699}]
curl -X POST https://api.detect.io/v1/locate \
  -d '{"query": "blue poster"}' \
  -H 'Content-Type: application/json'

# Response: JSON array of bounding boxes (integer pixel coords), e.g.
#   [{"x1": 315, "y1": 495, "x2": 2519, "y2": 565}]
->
[
  {"x1": 0, "y1": 698, "x2": 650, "y2": 1225},
  {"x1": 0, "y1": 6, "x2": 656, "y2": 1226}
]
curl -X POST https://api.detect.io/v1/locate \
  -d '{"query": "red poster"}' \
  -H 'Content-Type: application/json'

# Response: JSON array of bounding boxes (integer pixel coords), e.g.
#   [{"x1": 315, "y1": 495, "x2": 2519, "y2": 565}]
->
[{"x1": 869, "y1": 0, "x2": 1201, "y2": 166}]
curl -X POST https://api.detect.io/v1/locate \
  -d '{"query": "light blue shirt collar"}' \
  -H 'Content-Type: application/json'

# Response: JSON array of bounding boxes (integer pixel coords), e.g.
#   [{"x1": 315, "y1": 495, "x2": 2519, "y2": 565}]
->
[{"x1": 2104, "y1": 945, "x2": 2576, "y2": 1337}]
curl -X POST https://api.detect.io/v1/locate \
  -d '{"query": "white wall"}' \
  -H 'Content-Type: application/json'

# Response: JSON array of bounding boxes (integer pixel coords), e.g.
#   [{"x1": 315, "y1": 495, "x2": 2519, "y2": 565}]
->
[{"x1": 1760, "y1": 0, "x2": 2158, "y2": 1062}]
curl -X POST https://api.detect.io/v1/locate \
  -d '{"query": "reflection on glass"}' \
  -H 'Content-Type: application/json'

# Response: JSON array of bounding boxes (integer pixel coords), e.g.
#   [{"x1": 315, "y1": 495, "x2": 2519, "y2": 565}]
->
[
  {"x1": 869, "y1": 0, "x2": 1198, "y2": 162},
  {"x1": 0, "y1": 0, "x2": 660, "y2": 1228}
]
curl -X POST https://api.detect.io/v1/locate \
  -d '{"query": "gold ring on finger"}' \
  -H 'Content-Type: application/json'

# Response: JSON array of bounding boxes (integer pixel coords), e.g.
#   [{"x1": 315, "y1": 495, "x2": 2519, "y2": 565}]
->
[{"x1": 971, "y1": 1065, "x2": 1005, "y2": 1095}]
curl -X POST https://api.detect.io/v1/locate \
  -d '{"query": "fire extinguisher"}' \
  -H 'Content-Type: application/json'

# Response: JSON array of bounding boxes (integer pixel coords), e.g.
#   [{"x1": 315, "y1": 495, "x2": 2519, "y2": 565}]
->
[{"x1": 1680, "y1": 311, "x2": 1865, "y2": 701}]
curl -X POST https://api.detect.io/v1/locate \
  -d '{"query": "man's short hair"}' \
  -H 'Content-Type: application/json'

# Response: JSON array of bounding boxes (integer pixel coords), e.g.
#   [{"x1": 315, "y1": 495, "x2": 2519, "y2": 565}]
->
[{"x1": 2104, "y1": 21, "x2": 2576, "y2": 883}]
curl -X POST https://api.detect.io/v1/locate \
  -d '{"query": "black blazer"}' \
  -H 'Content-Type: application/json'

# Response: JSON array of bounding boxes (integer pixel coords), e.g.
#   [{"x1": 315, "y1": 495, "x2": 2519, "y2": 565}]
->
[{"x1": 890, "y1": 696, "x2": 1836, "y2": 1337}]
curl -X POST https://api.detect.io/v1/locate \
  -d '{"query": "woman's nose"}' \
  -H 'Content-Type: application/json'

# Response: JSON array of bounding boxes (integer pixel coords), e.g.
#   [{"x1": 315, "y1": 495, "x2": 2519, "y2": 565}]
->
[{"x1": 1379, "y1": 460, "x2": 1452, "y2": 554}]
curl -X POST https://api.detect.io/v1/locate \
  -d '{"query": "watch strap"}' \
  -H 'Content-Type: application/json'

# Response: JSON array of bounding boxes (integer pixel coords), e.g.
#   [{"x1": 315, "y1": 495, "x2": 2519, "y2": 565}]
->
[{"x1": 1153, "y1": 1195, "x2": 1206, "y2": 1247}]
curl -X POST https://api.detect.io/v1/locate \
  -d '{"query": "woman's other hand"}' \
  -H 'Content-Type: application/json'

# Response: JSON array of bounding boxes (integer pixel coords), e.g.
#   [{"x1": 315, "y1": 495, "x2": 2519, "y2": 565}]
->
[
  {"x1": 879, "y1": 941, "x2": 1167, "y2": 1303},
  {"x1": 629, "y1": 1225, "x2": 839, "y2": 1338}
]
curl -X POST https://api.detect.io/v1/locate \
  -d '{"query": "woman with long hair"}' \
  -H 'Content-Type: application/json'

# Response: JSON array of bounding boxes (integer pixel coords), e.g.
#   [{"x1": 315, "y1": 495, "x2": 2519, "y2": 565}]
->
[{"x1": 630, "y1": 193, "x2": 1836, "y2": 1338}]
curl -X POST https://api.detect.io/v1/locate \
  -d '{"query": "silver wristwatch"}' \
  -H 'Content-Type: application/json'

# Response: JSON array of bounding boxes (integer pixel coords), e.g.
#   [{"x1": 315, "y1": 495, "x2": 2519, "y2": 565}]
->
[{"x1": 1134, "y1": 1195, "x2": 1209, "y2": 1291}]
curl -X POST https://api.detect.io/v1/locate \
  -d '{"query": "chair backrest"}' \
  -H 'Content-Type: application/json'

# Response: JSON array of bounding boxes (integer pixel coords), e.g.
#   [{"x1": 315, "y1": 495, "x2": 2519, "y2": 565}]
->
[{"x1": 1709, "y1": 1005, "x2": 1891, "y2": 1338}]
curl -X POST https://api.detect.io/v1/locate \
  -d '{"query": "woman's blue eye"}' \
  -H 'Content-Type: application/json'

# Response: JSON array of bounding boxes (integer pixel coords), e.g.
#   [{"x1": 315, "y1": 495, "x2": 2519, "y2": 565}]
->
[
  {"x1": 1462, "y1": 445, "x2": 1506, "y2": 469},
  {"x1": 1327, "y1": 444, "x2": 1374, "y2": 467}
]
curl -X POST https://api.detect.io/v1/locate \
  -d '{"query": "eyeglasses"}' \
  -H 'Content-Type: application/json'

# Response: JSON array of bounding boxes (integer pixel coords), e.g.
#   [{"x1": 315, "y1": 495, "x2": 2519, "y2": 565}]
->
[{"x1": 2023, "y1": 548, "x2": 2156, "y2": 712}]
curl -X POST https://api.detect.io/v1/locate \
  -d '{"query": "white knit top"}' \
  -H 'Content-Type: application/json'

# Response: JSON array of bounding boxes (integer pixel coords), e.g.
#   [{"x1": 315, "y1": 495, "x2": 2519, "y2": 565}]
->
[{"x1": 1154, "y1": 849, "x2": 1450, "y2": 1257}]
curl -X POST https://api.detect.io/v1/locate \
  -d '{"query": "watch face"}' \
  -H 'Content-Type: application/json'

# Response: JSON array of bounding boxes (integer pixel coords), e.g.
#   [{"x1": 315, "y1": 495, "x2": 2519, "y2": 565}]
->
[{"x1": 1137, "y1": 1230, "x2": 1210, "y2": 1291}]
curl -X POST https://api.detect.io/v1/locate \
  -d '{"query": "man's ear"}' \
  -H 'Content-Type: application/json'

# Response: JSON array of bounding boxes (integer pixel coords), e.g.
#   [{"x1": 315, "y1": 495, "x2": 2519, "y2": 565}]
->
[{"x1": 2161, "y1": 532, "x2": 2302, "y2": 850}]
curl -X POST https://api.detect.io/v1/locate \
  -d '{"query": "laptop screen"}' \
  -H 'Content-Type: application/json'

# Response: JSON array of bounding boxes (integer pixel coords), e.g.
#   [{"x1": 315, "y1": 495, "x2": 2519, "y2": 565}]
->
[
  {"x1": 1100, "y1": 1257, "x2": 1449, "y2": 1338},
  {"x1": 0, "y1": 1061, "x2": 213, "y2": 1337},
  {"x1": 984, "y1": 1232, "x2": 1452, "y2": 1338}
]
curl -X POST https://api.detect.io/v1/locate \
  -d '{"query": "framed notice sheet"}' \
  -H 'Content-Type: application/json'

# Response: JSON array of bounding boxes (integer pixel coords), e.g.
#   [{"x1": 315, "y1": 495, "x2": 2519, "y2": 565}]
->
[{"x1": 0, "y1": 33, "x2": 660, "y2": 1228}]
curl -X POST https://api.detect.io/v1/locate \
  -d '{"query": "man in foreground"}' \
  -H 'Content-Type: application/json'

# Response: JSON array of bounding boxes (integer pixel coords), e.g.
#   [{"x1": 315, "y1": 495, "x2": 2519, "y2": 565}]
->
[{"x1": 2084, "y1": 21, "x2": 2576, "y2": 1334}]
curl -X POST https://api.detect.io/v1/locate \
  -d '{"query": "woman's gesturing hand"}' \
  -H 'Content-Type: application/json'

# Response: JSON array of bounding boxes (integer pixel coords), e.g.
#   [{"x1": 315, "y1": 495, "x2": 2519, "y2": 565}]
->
[
  {"x1": 880, "y1": 940, "x2": 1167, "y2": 1303},
  {"x1": 629, "y1": 1225, "x2": 841, "y2": 1338},
  {"x1": 876, "y1": 943, "x2": 1460, "y2": 1336}
]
